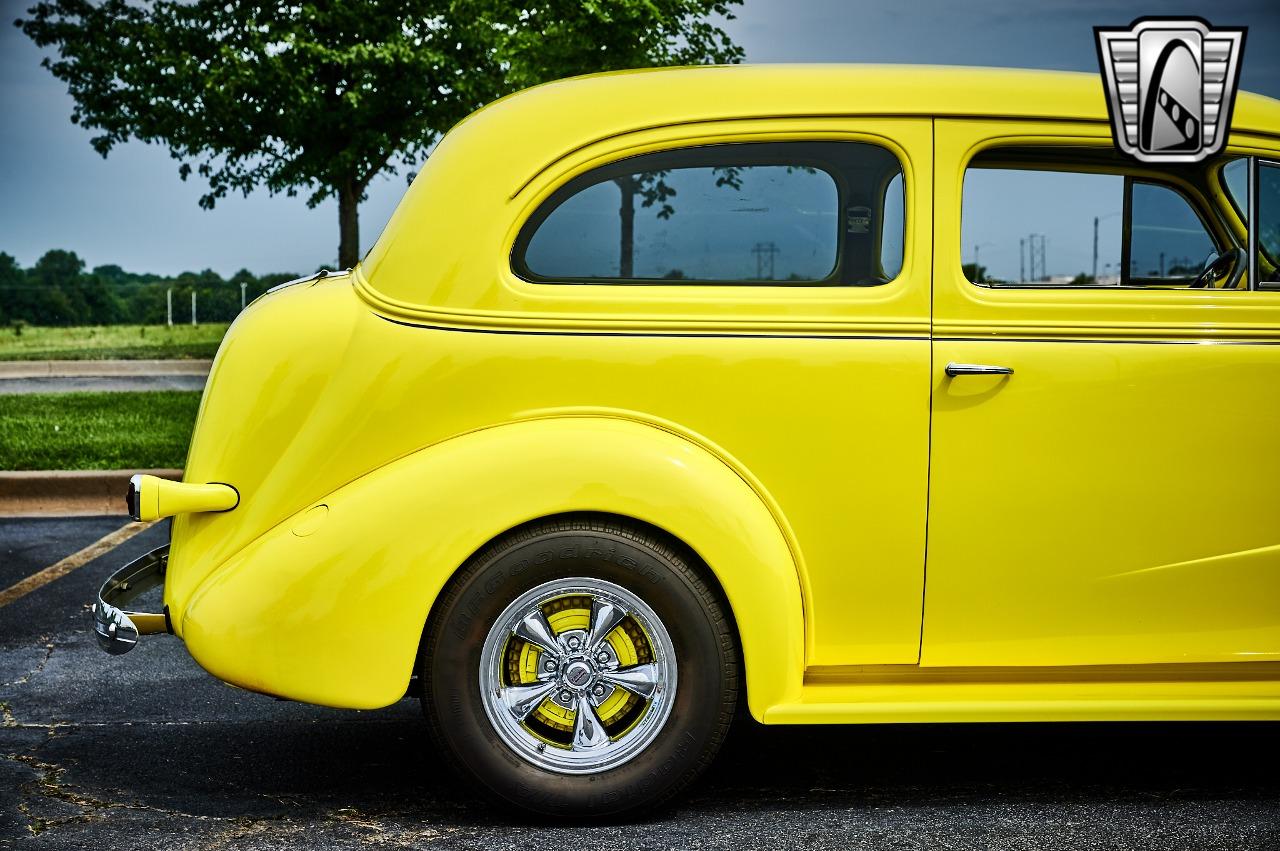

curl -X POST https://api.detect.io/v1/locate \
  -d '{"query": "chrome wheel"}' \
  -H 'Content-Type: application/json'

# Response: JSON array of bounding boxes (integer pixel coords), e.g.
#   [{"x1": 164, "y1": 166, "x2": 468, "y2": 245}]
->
[{"x1": 478, "y1": 577, "x2": 677, "y2": 774}]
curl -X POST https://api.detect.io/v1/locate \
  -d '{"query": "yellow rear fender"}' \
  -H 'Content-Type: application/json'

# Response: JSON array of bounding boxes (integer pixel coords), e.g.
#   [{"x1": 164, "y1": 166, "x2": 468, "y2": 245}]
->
[{"x1": 180, "y1": 416, "x2": 805, "y2": 716}]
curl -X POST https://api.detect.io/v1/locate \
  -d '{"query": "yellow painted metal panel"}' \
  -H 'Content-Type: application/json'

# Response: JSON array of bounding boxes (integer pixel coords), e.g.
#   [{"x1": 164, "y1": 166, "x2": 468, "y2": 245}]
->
[
  {"x1": 764, "y1": 677, "x2": 1280, "y2": 724},
  {"x1": 179, "y1": 417, "x2": 805, "y2": 715},
  {"x1": 926, "y1": 338, "x2": 1280, "y2": 665},
  {"x1": 167, "y1": 279, "x2": 931, "y2": 701}
]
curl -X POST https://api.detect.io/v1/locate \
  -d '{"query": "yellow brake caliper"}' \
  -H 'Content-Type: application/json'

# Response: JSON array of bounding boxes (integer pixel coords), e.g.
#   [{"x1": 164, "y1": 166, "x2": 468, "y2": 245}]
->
[{"x1": 513, "y1": 599, "x2": 642, "y2": 735}]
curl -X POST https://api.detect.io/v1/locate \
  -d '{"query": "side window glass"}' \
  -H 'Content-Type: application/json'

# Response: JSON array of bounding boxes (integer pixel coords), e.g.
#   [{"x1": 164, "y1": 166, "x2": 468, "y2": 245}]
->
[
  {"x1": 880, "y1": 173, "x2": 905, "y2": 280},
  {"x1": 1223, "y1": 158, "x2": 1280, "y2": 286},
  {"x1": 1129, "y1": 182, "x2": 1215, "y2": 282},
  {"x1": 962, "y1": 149, "x2": 1221, "y2": 288},
  {"x1": 1262, "y1": 163, "x2": 1280, "y2": 284},
  {"x1": 516, "y1": 142, "x2": 905, "y2": 287},
  {"x1": 1223, "y1": 158, "x2": 1248, "y2": 213},
  {"x1": 962, "y1": 167, "x2": 1123, "y2": 285}
]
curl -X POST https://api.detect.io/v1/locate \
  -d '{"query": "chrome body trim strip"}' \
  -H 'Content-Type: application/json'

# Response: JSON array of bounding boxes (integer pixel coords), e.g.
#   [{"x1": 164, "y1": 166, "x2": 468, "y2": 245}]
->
[
  {"x1": 266, "y1": 268, "x2": 341, "y2": 295},
  {"x1": 936, "y1": 336, "x2": 1280, "y2": 346},
  {"x1": 1249, "y1": 156, "x2": 1260, "y2": 291}
]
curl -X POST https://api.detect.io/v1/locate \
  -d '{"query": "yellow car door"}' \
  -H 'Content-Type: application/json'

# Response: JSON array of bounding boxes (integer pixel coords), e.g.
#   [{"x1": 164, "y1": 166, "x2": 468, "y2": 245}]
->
[{"x1": 924, "y1": 119, "x2": 1280, "y2": 668}]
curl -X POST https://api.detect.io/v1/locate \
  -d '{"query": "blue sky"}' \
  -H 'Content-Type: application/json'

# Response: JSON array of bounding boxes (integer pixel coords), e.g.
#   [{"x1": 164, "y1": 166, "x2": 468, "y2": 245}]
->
[{"x1": 1, "y1": 0, "x2": 1277, "y2": 276}]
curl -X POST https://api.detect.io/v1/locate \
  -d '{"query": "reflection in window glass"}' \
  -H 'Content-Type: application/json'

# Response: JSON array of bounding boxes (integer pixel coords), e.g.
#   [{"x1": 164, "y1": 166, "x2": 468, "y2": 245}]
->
[
  {"x1": 880, "y1": 173, "x2": 904, "y2": 280},
  {"x1": 1224, "y1": 158, "x2": 1248, "y2": 214},
  {"x1": 1263, "y1": 164, "x2": 1280, "y2": 282},
  {"x1": 962, "y1": 168, "x2": 1123, "y2": 285},
  {"x1": 963, "y1": 159, "x2": 1218, "y2": 287},
  {"x1": 1220, "y1": 158, "x2": 1280, "y2": 284},
  {"x1": 1130, "y1": 182, "x2": 1214, "y2": 279},
  {"x1": 517, "y1": 142, "x2": 905, "y2": 286},
  {"x1": 525, "y1": 166, "x2": 838, "y2": 282}
]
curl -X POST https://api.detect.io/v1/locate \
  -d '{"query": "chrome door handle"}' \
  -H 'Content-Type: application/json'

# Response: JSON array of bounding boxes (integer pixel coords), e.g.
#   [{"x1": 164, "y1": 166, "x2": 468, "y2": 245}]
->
[{"x1": 945, "y1": 362, "x2": 1014, "y2": 378}]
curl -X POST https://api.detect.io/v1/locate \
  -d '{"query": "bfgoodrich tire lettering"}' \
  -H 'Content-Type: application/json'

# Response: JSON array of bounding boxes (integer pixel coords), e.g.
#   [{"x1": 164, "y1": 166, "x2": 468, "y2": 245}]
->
[{"x1": 422, "y1": 516, "x2": 738, "y2": 817}]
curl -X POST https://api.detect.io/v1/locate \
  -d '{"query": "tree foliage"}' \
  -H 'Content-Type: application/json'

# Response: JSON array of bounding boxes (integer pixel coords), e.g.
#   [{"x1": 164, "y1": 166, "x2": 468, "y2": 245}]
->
[
  {"x1": 473, "y1": 0, "x2": 743, "y2": 90},
  {"x1": 17, "y1": 0, "x2": 743, "y2": 267}
]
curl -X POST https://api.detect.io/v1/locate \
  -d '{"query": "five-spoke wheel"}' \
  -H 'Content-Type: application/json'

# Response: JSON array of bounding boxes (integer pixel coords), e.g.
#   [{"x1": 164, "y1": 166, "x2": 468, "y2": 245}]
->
[
  {"x1": 422, "y1": 518, "x2": 738, "y2": 817},
  {"x1": 479, "y1": 578, "x2": 677, "y2": 773}
]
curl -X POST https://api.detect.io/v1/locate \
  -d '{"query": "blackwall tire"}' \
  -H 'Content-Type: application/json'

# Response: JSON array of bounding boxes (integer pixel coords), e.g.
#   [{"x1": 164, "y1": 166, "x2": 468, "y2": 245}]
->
[{"x1": 422, "y1": 516, "x2": 738, "y2": 817}]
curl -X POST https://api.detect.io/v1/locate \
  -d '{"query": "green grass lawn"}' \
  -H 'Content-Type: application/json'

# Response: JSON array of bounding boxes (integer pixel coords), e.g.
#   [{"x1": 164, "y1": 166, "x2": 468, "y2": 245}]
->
[
  {"x1": 0, "y1": 324, "x2": 229, "y2": 361},
  {"x1": 0, "y1": 391, "x2": 200, "y2": 470}
]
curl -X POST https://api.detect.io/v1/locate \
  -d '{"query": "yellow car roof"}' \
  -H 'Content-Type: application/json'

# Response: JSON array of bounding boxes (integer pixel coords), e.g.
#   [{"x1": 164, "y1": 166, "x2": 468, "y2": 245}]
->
[{"x1": 460, "y1": 63, "x2": 1280, "y2": 140}]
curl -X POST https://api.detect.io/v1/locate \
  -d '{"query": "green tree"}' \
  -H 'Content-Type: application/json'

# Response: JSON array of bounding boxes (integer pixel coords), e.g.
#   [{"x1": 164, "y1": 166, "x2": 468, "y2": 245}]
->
[
  {"x1": 474, "y1": 1, "x2": 743, "y2": 90},
  {"x1": 28, "y1": 249, "x2": 84, "y2": 289},
  {"x1": 79, "y1": 271, "x2": 127, "y2": 324},
  {"x1": 0, "y1": 252, "x2": 25, "y2": 324},
  {"x1": 19, "y1": 0, "x2": 743, "y2": 269},
  {"x1": 26, "y1": 249, "x2": 88, "y2": 324}
]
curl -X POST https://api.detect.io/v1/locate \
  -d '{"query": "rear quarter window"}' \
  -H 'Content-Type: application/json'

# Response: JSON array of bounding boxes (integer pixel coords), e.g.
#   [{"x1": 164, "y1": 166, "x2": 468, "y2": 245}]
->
[{"x1": 514, "y1": 142, "x2": 905, "y2": 287}]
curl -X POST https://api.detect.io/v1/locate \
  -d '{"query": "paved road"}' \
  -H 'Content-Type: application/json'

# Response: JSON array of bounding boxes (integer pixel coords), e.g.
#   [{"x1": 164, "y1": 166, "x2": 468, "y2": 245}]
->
[
  {"x1": 0, "y1": 375, "x2": 206, "y2": 395},
  {"x1": 1, "y1": 517, "x2": 1278, "y2": 848}
]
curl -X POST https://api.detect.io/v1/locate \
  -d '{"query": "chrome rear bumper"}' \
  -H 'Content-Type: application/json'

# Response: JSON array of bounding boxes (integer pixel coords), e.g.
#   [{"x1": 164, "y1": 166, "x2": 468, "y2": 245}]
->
[{"x1": 92, "y1": 545, "x2": 171, "y2": 655}]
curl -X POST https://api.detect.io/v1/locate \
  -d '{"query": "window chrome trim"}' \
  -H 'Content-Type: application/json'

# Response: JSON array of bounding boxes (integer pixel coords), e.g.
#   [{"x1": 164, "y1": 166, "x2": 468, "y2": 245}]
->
[
  {"x1": 266, "y1": 268, "x2": 335, "y2": 295},
  {"x1": 1248, "y1": 156, "x2": 1259, "y2": 291}
]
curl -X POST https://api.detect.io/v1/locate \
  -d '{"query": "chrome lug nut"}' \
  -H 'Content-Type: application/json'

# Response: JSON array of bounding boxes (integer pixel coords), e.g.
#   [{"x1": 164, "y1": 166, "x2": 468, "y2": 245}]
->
[
  {"x1": 596, "y1": 651, "x2": 609, "y2": 664},
  {"x1": 543, "y1": 658, "x2": 558, "y2": 672},
  {"x1": 592, "y1": 683, "x2": 606, "y2": 697},
  {"x1": 567, "y1": 635, "x2": 581, "y2": 650},
  {"x1": 559, "y1": 689, "x2": 573, "y2": 703}
]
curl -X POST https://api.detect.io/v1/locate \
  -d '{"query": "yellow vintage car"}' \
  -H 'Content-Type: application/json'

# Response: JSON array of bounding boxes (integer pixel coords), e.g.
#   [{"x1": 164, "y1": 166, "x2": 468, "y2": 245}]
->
[{"x1": 95, "y1": 65, "x2": 1280, "y2": 816}]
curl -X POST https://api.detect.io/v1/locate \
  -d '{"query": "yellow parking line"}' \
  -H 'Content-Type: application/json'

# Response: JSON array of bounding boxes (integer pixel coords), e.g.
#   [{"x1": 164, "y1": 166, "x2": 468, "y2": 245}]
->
[{"x1": 0, "y1": 521, "x2": 156, "y2": 609}]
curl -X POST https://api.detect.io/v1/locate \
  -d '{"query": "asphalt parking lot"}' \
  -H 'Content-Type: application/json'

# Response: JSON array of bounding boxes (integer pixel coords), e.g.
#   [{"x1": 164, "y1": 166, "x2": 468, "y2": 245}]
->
[{"x1": 1, "y1": 517, "x2": 1278, "y2": 849}]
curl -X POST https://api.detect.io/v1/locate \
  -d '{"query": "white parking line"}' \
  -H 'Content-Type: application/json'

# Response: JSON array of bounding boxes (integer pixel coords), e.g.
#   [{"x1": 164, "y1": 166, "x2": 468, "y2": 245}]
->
[{"x1": 0, "y1": 520, "x2": 156, "y2": 609}]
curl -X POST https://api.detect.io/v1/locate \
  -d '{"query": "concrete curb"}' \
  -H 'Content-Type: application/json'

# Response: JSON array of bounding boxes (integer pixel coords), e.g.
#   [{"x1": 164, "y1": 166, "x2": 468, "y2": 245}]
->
[
  {"x1": 0, "y1": 469, "x2": 183, "y2": 517},
  {"x1": 0, "y1": 360, "x2": 213, "y2": 379}
]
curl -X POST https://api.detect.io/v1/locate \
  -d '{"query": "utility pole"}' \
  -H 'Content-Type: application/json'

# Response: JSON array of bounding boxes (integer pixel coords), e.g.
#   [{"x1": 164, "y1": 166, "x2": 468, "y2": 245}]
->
[
  {"x1": 240, "y1": 281, "x2": 248, "y2": 311},
  {"x1": 1092, "y1": 211, "x2": 1121, "y2": 282},
  {"x1": 972, "y1": 242, "x2": 994, "y2": 283},
  {"x1": 751, "y1": 241, "x2": 779, "y2": 279},
  {"x1": 1159, "y1": 252, "x2": 1165, "y2": 277},
  {"x1": 1020, "y1": 238, "x2": 1026, "y2": 283},
  {"x1": 1092, "y1": 216, "x2": 1099, "y2": 281},
  {"x1": 191, "y1": 290, "x2": 197, "y2": 326},
  {"x1": 1027, "y1": 233, "x2": 1047, "y2": 281},
  {"x1": 166, "y1": 288, "x2": 173, "y2": 327}
]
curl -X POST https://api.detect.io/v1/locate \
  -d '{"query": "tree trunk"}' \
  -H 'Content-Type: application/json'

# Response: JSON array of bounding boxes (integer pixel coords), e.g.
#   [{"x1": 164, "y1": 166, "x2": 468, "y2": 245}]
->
[
  {"x1": 338, "y1": 180, "x2": 360, "y2": 269},
  {"x1": 616, "y1": 176, "x2": 635, "y2": 278}
]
